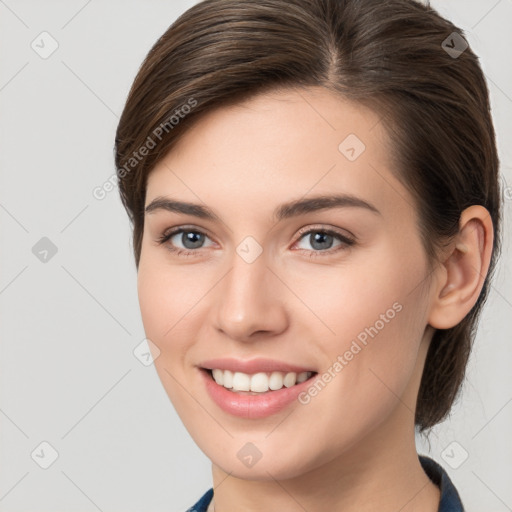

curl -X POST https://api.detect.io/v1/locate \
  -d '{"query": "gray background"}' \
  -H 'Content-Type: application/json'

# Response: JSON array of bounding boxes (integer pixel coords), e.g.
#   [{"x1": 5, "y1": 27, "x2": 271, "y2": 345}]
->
[{"x1": 0, "y1": 1, "x2": 510, "y2": 511}]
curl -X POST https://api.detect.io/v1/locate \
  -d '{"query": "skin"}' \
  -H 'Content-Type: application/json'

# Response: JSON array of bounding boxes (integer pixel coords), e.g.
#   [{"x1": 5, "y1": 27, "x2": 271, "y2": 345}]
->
[{"x1": 137, "y1": 86, "x2": 493, "y2": 512}]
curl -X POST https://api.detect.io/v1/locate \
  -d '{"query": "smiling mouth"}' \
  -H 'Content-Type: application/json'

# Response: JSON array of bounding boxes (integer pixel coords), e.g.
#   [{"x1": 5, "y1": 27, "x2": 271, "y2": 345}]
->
[{"x1": 204, "y1": 368, "x2": 318, "y2": 394}]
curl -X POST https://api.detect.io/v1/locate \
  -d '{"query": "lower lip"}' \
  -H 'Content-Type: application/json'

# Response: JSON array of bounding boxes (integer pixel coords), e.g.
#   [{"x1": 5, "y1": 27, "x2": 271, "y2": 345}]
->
[{"x1": 200, "y1": 369, "x2": 317, "y2": 419}]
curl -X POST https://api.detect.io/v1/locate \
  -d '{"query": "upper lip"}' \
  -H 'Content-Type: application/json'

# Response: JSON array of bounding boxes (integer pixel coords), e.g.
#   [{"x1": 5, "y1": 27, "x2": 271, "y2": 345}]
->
[{"x1": 199, "y1": 357, "x2": 316, "y2": 374}]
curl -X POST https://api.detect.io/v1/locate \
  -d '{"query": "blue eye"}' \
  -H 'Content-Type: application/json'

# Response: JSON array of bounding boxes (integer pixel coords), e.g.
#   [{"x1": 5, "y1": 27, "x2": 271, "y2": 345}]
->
[
  {"x1": 293, "y1": 228, "x2": 355, "y2": 257},
  {"x1": 157, "y1": 226, "x2": 355, "y2": 258},
  {"x1": 157, "y1": 228, "x2": 214, "y2": 256}
]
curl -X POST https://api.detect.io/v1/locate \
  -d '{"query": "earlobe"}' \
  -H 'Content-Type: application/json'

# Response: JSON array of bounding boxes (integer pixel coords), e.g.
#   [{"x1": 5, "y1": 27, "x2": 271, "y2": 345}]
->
[{"x1": 428, "y1": 206, "x2": 493, "y2": 330}]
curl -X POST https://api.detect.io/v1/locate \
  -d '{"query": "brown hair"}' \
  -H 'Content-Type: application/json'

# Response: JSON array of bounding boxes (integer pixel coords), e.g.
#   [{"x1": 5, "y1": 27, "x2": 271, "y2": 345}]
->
[{"x1": 114, "y1": 0, "x2": 502, "y2": 431}]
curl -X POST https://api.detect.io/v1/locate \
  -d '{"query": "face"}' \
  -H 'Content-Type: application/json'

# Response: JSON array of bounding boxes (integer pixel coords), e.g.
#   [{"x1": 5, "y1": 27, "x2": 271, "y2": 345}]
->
[{"x1": 138, "y1": 87, "x2": 435, "y2": 480}]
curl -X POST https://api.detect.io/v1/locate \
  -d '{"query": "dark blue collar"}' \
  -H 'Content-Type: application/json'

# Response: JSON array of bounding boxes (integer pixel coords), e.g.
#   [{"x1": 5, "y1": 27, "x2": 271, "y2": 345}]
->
[
  {"x1": 188, "y1": 455, "x2": 464, "y2": 511},
  {"x1": 418, "y1": 455, "x2": 465, "y2": 511}
]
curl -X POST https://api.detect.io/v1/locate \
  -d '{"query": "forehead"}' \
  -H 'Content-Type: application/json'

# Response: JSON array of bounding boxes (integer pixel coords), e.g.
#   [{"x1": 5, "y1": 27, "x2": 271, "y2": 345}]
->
[{"x1": 146, "y1": 86, "x2": 411, "y2": 221}]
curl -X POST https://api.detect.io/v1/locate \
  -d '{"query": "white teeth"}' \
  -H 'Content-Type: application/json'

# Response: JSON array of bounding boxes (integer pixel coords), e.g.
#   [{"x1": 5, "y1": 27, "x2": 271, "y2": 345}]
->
[
  {"x1": 210, "y1": 369, "x2": 313, "y2": 393},
  {"x1": 296, "y1": 371, "x2": 308, "y2": 383},
  {"x1": 283, "y1": 372, "x2": 297, "y2": 388},
  {"x1": 223, "y1": 369, "x2": 233, "y2": 388},
  {"x1": 250, "y1": 372, "x2": 269, "y2": 392},
  {"x1": 232, "y1": 372, "x2": 251, "y2": 391},
  {"x1": 212, "y1": 369, "x2": 224, "y2": 386},
  {"x1": 268, "y1": 371, "x2": 284, "y2": 390}
]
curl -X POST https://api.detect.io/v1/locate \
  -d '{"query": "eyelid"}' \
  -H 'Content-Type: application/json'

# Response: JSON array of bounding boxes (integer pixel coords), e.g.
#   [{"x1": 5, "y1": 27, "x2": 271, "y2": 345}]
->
[
  {"x1": 158, "y1": 224, "x2": 354, "y2": 243},
  {"x1": 157, "y1": 223, "x2": 356, "y2": 256},
  {"x1": 157, "y1": 224, "x2": 216, "y2": 246},
  {"x1": 291, "y1": 225, "x2": 356, "y2": 257},
  {"x1": 294, "y1": 224, "x2": 356, "y2": 243}
]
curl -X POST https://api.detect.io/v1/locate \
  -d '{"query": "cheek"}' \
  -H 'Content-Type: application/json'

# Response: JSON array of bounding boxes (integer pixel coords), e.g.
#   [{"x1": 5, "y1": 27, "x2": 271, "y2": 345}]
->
[
  {"x1": 283, "y1": 264, "x2": 428, "y2": 467},
  {"x1": 136, "y1": 256, "x2": 201, "y2": 364},
  {"x1": 290, "y1": 242, "x2": 426, "y2": 344},
  {"x1": 137, "y1": 246, "x2": 206, "y2": 331},
  {"x1": 293, "y1": 242, "x2": 429, "y2": 401},
  {"x1": 137, "y1": 260, "x2": 202, "y2": 414}
]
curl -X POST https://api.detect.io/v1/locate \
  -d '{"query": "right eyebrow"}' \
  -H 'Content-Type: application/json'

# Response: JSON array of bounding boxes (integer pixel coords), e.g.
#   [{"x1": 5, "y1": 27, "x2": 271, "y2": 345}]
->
[{"x1": 144, "y1": 197, "x2": 221, "y2": 221}]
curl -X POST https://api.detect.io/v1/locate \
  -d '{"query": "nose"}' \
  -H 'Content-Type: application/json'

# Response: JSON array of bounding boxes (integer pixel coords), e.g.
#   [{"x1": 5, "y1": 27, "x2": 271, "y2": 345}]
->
[{"x1": 213, "y1": 245, "x2": 288, "y2": 342}]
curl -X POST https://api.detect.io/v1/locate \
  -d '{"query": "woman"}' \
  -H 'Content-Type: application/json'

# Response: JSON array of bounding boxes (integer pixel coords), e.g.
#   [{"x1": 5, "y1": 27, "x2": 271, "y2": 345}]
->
[{"x1": 114, "y1": 0, "x2": 501, "y2": 510}]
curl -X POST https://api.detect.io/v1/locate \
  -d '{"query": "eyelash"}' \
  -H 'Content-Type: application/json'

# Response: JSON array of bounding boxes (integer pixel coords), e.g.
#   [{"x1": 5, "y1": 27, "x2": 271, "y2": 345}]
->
[{"x1": 156, "y1": 225, "x2": 356, "y2": 258}]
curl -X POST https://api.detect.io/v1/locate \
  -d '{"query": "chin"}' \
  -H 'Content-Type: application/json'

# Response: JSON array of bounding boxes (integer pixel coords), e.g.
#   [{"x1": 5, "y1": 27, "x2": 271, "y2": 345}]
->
[{"x1": 200, "y1": 435, "x2": 334, "y2": 482}]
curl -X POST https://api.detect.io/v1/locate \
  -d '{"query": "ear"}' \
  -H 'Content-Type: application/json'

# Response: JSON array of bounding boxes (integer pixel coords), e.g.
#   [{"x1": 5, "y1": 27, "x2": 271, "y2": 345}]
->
[{"x1": 428, "y1": 205, "x2": 494, "y2": 329}]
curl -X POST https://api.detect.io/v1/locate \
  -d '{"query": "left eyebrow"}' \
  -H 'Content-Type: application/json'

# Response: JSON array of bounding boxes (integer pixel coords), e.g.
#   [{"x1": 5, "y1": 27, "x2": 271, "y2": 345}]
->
[
  {"x1": 144, "y1": 193, "x2": 381, "y2": 221},
  {"x1": 274, "y1": 193, "x2": 381, "y2": 221}
]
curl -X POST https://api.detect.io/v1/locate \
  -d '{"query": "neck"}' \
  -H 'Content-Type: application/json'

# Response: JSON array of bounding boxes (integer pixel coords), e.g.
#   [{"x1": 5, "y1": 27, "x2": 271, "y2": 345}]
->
[{"x1": 211, "y1": 411, "x2": 440, "y2": 512}]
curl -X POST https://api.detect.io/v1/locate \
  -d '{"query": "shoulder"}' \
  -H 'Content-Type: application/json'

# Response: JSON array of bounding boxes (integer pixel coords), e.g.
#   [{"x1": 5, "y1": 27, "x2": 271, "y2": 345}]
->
[
  {"x1": 185, "y1": 488, "x2": 213, "y2": 512},
  {"x1": 419, "y1": 455, "x2": 465, "y2": 511}
]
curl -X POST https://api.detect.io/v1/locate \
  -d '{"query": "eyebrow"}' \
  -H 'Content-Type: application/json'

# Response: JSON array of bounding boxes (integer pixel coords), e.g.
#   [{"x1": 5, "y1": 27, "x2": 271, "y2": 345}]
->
[{"x1": 144, "y1": 193, "x2": 381, "y2": 222}]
